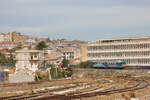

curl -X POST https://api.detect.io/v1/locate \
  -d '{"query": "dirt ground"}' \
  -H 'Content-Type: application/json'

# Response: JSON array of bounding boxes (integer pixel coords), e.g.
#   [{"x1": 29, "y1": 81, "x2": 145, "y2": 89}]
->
[{"x1": 1, "y1": 68, "x2": 150, "y2": 100}]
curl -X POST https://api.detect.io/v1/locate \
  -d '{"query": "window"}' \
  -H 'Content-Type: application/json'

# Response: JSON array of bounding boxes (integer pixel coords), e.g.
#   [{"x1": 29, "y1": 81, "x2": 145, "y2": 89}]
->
[{"x1": 31, "y1": 56, "x2": 33, "y2": 60}]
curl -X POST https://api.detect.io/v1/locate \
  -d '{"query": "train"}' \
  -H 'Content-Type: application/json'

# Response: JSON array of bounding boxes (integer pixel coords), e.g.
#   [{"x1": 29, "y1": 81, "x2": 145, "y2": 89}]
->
[{"x1": 93, "y1": 61, "x2": 127, "y2": 69}]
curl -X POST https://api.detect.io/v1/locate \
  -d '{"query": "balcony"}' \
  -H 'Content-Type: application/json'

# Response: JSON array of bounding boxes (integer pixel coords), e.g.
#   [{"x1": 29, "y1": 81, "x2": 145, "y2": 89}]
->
[
  {"x1": 29, "y1": 56, "x2": 39, "y2": 60},
  {"x1": 88, "y1": 48, "x2": 150, "y2": 53},
  {"x1": 88, "y1": 41, "x2": 150, "y2": 46}
]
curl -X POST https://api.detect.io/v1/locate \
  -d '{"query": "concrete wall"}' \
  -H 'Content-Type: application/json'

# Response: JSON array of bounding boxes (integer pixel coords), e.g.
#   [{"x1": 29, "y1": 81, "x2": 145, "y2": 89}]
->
[{"x1": 9, "y1": 74, "x2": 35, "y2": 83}]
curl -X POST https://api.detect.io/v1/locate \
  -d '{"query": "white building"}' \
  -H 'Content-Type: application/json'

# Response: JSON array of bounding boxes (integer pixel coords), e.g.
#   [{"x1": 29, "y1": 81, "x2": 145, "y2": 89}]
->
[
  {"x1": 0, "y1": 33, "x2": 11, "y2": 42},
  {"x1": 88, "y1": 37, "x2": 150, "y2": 66},
  {"x1": 62, "y1": 46, "x2": 81, "y2": 64},
  {"x1": 0, "y1": 41, "x2": 18, "y2": 50},
  {"x1": 15, "y1": 49, "x2": 44, "y2": 71}
]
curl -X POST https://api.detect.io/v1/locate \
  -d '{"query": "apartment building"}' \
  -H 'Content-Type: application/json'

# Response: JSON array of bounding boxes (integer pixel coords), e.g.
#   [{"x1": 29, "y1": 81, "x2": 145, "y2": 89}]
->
[
  {"x1": 80, "y1": 43, "x2": 88, "y2": 62},
  {"x1": 45, "y1": 50, "x2": 63, "y2": 65},
  {"x1": 62, "y1": 46, "x2": 81, "y2": 64},
  {"x1": 9, "y1": 32, "x2": 27, "y2": 44},
  {"x1": 0, "y1": 32, "x2": 27, "y2": 45},
  {"x1": 0, "y1": 41, "x2": 18, "y2": 50},
  {"x1": 15, "y1": 49, "x2": 44, "y2": 71},
  {"x1": 88, "y1": 37, "x2": 150, "y2": 66},
  {"x1": 0, "y1": 33, "x2": 11, "y2": 41}
]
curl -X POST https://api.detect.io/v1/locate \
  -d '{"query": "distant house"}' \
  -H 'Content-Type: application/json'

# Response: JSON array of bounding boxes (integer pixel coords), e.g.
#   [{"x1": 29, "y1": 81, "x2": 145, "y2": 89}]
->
[
  {"x1": 62, "y1": 46, "x2": 81, "y2": 64},
  {"x1": 45, "y1": 50, "x2": 63, "y2": 66},
  {"x1": 15, "y1": 49, "x2": 44, "y2": 71},
  {"x1": 0, "y1": 41, "x2": 18, "y2": 50},
  {"x1": 26, "y1": 38, "x2": 36, "y2": 43},
  {"x1": 0, "y1": 33, "x2": 11, "y2": 42}
]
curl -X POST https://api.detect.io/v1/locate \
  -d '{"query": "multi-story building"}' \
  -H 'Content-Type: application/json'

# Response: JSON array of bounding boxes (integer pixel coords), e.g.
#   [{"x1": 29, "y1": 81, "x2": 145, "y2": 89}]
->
[
  {"x1": 80, "y1": 43, "x2": 88, "y2": 62},
  {"x1": 62, "y1": 46, "x2": 81, "y2": 64},
  {"x1": 0, "y1": 32, "x2": 27, "y2": 45},
  {"x1": 0, "y1": 41, "x2": 18, "y2": 50},
  {"x1": 0, "y1": 33, "x2": 11, "y2": 41},
  {"x1": 9, "y1": 32, "x2": 27, "y2": 44},
  {"x1": 45, "y1": 50, "x2": 63, "y2": 66},
  {"x1": 88, "y1": 37, "x2": 150, "y2": 66},
  {"x1": 15, "y1": 49, "x2": 44, "y2": 71}
]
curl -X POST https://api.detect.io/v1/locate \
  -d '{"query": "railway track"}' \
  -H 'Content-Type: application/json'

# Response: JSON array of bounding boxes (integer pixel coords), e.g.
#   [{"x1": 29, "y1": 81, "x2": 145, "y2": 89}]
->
[
  {"x1": 0, "y1": 81, "x2": 47, "y2": 87},
  {"x1": 0, "y1": 79, "x2": 107, "y2": 100},
  {"x1": 0, "y1": 78, "x2": 73, "y2": 87},
  {"x1": 33, "y1": 80, "x2": 149, "y2": 100},
  {"x1": 0, "y1": 80, "x2": 148, "y2": 100}
]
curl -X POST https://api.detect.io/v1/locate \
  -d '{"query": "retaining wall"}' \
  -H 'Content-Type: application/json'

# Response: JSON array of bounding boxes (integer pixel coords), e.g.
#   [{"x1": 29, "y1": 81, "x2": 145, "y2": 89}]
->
[{"x1": 9, "y1": 74, "x2": 35, "y2": 83}]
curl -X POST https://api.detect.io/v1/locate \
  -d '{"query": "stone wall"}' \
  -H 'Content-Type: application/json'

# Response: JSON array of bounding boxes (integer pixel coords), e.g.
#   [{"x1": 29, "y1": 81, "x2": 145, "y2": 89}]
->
[{"x1": 9, "y1": 74, "x2": 35, "y2": 83}]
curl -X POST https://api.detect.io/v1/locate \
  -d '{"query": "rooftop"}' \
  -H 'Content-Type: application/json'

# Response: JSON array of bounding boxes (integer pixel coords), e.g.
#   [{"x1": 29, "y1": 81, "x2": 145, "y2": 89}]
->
[
  {"x1": 15, "y1": 49, "x2": 43, "y2": 53},
  {"x1": 89, "y1": 37, "x2": 150, "y2": 43},
  {"x1": 97, "y1": 37, "x2": 150, "y2": 41}
]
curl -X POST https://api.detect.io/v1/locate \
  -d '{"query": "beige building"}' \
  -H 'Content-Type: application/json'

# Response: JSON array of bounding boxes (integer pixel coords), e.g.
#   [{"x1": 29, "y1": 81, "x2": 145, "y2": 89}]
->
[
  {"x1": 0, "y1": 33, "x2": 11, "y2": 41},
  {"x1": 9, "y1": 32, "x2": 27, "y2": 44},
  {"x1": 0, "y1": 41, "x2": 18, "y2": 50},
  {"x1": 15, "y1": 49, "x2": 44, "y2": 71},
  {"x1": 80, "y1": 43, "x2": 88, "y2": 62},
  {"x1": 45, "y1": 50, "x2": 63, "y2": 65},
  {"x1": 88, "y1": 37, "x2": 150, "y2": 66},
  {"x1": 62, "y1": 46, "x2": 81, "y2": 64}
]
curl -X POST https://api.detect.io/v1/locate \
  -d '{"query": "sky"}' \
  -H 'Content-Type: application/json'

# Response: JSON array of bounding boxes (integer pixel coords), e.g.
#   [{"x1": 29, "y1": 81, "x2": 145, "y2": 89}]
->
[{"x1": 0, "y1": 0, "x2": 150, "y2": 41}]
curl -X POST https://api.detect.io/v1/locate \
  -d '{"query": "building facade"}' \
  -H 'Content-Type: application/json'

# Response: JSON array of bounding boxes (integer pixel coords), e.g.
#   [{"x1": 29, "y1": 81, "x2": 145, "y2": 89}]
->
[
  {"x1": 88, "y1": 37, "x2": 150, "y2": 66},
  {"x1": 80, "y1": 43, "x2": 88, "y2": 62},
  {"x1": 15, "y1": 49, "x2": 44, "y2": 71},
  {"x1": 45, "y1": 50, "x2": 63, "y2": 66},
  {"x1": 62, "y1": 46, "x2": 81, "y2": 64},
  {"x1": 0, "y1": 33, "x2": 11, "y2": 41},
  {"x1": 9, "y1": 32, "x2": 27, "y2": 44},
  {"x1": 0, "y1": 41, "x2": 18, "y2": 50}
]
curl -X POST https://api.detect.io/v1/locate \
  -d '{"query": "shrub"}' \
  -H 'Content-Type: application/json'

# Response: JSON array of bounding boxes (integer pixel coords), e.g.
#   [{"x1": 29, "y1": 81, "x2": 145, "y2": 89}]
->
[
  {"x1": 79, "y1": 61, "x2": 93, "y2": 68},
  {"x1": 35, "y1": 72, "x2": 43, "y2": 81},
  {"x1": 129, "y1": 92, "x2": 136, "y2": 98}
]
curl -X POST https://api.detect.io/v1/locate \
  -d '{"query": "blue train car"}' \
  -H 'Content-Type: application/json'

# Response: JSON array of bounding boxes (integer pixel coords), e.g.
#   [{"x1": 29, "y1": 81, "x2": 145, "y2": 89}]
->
[{"x1": 93, "y1": 61, "x2": 126, "y2": 69}]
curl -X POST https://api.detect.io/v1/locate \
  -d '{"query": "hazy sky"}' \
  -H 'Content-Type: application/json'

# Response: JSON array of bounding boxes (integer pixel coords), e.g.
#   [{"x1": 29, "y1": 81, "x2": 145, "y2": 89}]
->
[{"x1": 0, "y1": 0, "x2": 150, "y2": 41}]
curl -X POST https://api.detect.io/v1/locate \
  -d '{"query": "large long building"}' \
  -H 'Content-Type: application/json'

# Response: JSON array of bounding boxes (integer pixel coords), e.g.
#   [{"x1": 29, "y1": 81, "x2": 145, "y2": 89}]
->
[{"x1": 87, "y1": 37, "x2": 150, "y2": 66}]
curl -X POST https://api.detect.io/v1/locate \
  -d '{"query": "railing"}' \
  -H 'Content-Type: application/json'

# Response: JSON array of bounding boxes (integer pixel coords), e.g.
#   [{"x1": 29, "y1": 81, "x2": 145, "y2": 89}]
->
[
  {"x1": 87, "y1": 48, "x2": 150, "y2": 53},
  {"x1": 88, "y1": 56, "x2": 150, "y2": 60},
  {"x1": 88, "y1": 41, "x2": 150, "y2": 46}
]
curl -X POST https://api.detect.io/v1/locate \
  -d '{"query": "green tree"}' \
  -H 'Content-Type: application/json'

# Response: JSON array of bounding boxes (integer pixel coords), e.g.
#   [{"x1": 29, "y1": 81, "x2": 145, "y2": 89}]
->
[
  {"x1": 0, "y1": 53, "x2": 8, "y2": 64},
  {"x1": 79, "y1": 61, "x2": 93, "y2": 68},
  {"x1": 35, "y1": 41, "x2": 47, "y2": 50},
  {"x1": 11, "y1": 44, "x2": 22, "y2": 52},
  {"x1": 62, "y1": 58, "x2": 70, "y2": 67},
  {"x1": 8, "y1": 51, "x2": 16, "y2": 66}
]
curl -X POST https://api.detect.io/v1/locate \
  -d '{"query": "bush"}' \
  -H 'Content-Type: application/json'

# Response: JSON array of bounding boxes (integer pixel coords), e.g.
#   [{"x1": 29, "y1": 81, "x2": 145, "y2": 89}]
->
[
  {"x1": 35, "y1": 41, "x2": 47, "y2": 50},
  {"x1": 129, "y1": 92, "x2": 136, "y2": 98},
  {"x1": 35, "y1": 72, "x2": 43, "y2": 81},
  {"x1": 79, "y1": 61, "x2": 93, "y2": 68},
  {"x1": 62, "y1": 58, "x2": 70, "y2": 68},
  {"x1": 35, "y1": 66, "x2": 73, "y2": 81},
  {"x1": 49, "y1": 66, "x2": 72, "y2": 79}
]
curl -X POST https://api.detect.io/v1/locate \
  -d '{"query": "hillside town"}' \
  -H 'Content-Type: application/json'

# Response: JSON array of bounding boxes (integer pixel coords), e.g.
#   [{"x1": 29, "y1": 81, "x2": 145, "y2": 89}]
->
[
  {"x1": 0, "y1": 0, "x2": 150, "y2": 99},
  {"x1": 1, "y1": 32, "x2": 150, "y2": 100},
  {"x1": 0, "y1": 31, "x2": 87, "y2": 70},
  {"x1": 0, "y1": 32, "x2": 89, "y2": 83}
]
